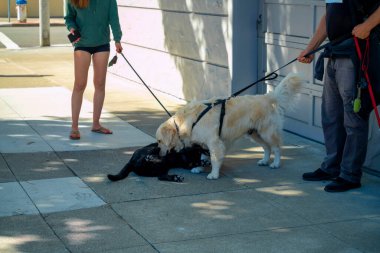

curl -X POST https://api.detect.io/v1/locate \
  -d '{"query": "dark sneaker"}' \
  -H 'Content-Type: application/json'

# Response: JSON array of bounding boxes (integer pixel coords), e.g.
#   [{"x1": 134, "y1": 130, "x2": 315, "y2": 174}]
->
[
  {"x1": 324, "y1": 177, "x2": 361, "y2": 192},
  {"x1": 302, "y1": 168, "x2": 336, "y2": 181}
]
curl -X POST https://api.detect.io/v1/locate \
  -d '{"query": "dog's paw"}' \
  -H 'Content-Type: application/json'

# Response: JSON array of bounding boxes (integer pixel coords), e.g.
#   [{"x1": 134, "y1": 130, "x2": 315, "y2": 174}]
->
[
  {"x1": 207, "y1": 172, "x2": 219, "y2": 180},
  {"x1": 145, "y1": 155, "x2": 160, "y2": 163},
  {"x1": 191, "y1": 167, "x2": 204, "y2": 174},
  {"x1": 269, "y1": 162, "x2": 280, "y2": 169},
  {"x1": 257, "y1": 159, "x2": 269, "y2": 166}
]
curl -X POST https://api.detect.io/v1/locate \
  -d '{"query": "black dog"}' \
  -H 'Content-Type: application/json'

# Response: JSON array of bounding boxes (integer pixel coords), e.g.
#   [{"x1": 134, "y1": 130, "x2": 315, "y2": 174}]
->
[{"x1": 107, "y1": 143, "x2": 209, "y2": 182}]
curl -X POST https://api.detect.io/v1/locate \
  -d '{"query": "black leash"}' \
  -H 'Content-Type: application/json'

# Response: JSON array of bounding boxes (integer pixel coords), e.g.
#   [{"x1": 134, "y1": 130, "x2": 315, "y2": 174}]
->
[
  {"x1": 109, "y1": 33, "x2": 352, "y2": 121},
  {"x1": 109, "y1": 53, "x2": 189, "y2": 149},
  {"x1": 232, "y1": 33, "x2": 352, "y2": 97},
  {"x1": 190, "y1": 33, "x2": 353, "y2": 134},
  {"x1": 108, "y1": 52, "x2": 173, "y2": 117}
]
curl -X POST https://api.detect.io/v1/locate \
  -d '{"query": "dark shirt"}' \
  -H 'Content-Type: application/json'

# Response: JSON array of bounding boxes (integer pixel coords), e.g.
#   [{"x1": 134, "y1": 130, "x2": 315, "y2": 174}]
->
[
  {"x1": 326, "y1": 1, "x2": 354, "y2": 41},
  {"x1": 326, "y1": 0, "x2": 380, "y2": 41}
]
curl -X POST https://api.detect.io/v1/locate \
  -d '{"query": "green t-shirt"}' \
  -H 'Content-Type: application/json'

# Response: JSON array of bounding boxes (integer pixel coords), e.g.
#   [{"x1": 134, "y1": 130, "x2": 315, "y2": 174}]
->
[{"x1": 64, "y1": 0, "x2": 122, "y2": 47}]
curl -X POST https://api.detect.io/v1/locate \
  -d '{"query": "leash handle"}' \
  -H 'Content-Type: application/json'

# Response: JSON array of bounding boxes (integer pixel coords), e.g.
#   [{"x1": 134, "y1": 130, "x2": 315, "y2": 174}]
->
[{"x1": 353, "y1": 36, "x2": 380, "y2": 128}]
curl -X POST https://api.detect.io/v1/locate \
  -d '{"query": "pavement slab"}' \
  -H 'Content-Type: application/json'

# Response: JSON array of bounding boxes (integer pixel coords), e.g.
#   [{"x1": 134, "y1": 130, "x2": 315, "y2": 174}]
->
[
  {"x1": 154, "y1": 226, "x2": 363, "y2": 253},
  {"x1": 89, "y1": 170, "x2": 248, "y2": 203},
  {"x1": 0, "y1": 119, "x2": 53, "y2": 153},
  {"x1": 0, "y1": 177, "x2": 107, "y2": 217},
  {"x1": 0, "y1": 154, "x2": 15, "y2": 183},
  {"x1": 316, "y1": 217, "x2": 380, "y2": 253},
  {"x1": 44, "y1": 206, "x2": 149, "y2": 253},
  {"x1": 20, "y1": 177, "x2": 105, "y2": 215},
  {"x1": 256, "y1": 174, "x2": 380, "y2": 223},
  {"x1": 103, "y1": 245, "x2": 159, "y2": 253},
  {"x1": 111, "y1": 189, "x2": 311, "y2": 244},
  {"x1": 222, "y1": 147, "x2": 323, "y2": 188},
  {"x1": 3, "y1": 151, "x2": 73, "y2": 181},
  {"x1": 0, "y1": 215, "x2": 69, "y2": 253},
  {"x1": 0, "y1": 181, "x2": 39, "y2": 217},
  {"x1": 0, "y1": 87, "x2": 155, "y2": 153}
]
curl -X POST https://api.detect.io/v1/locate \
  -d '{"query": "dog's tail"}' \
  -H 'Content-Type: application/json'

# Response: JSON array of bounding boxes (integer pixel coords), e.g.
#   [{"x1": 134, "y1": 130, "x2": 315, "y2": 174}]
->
[
  {"x1": 270, "y1": 73, "x2": 303, "y2": 114},
  {"x1": 107, "y1": 163, "x2": 133, "y2": 182}
]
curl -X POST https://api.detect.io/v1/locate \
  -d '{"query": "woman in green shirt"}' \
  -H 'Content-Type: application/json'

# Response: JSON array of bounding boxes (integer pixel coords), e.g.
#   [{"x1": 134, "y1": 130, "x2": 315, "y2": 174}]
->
[{"x1": 64, "y1": 0, "x2": 122, "y2": 140}]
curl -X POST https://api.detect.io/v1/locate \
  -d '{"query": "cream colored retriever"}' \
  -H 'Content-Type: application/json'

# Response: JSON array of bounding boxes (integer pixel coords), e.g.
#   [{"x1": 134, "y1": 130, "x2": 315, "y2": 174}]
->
[{"x1": 156, "y1": 73, "x2": 303, "y2": 179}]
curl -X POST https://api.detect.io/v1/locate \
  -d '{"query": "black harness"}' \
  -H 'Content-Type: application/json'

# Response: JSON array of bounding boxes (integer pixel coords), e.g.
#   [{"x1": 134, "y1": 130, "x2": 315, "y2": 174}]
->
[
  {"x1": 191, "y1": 98, "x2": 228, "y2": 136},
  {"x1": 191, "y1": 98, "x2": 259, "y2": 139}
]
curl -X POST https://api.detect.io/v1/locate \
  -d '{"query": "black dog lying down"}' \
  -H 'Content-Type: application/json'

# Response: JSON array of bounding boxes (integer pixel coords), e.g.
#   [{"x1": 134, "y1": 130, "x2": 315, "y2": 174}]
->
[{"x1": 107, "y1": 143, "x2": 210, "y2": 182}]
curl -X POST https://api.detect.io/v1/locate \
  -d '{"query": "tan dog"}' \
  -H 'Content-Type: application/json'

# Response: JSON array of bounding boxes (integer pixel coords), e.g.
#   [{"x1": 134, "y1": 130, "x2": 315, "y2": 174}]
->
[{"x1": 156, "y1": 73, "x2": 303, "y2": 179}]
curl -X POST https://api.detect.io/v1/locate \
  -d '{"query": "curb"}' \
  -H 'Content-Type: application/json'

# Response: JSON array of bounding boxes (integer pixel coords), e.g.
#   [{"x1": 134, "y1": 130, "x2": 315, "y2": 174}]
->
[{"x1": 0, "y1": 22, "x2": 65, "y2": 27}]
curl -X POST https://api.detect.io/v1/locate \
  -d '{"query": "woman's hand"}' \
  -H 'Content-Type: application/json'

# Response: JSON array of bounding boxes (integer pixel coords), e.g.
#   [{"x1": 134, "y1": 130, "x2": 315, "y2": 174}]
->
[
  {"x1": 69, "y1": 28, "x2": 80, "y2": 44},
  {"x1": 115, "y1": 42, "x2": 123, "y2": 53}
]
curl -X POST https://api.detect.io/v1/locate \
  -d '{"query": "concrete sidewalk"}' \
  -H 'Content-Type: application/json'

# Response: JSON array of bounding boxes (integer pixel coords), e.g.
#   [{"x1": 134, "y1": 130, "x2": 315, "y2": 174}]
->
[{"x1": 0, "y1": 46, "x2": 380, "y2": 253}]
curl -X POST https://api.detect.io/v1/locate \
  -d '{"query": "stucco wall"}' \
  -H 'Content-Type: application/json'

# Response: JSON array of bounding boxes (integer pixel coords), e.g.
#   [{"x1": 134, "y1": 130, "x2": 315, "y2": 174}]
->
[
  {"x1": 109, "y1": 0, "x2": 231, "y2": 101},
  {"x1": 0, "y1": 0, "x2": 64, "y2": 18}
]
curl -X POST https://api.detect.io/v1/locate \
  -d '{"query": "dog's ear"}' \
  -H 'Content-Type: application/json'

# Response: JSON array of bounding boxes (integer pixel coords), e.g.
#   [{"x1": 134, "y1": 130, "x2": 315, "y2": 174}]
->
[{"x1": 161, "y1": 124, "x2": 177, "y2": 147}]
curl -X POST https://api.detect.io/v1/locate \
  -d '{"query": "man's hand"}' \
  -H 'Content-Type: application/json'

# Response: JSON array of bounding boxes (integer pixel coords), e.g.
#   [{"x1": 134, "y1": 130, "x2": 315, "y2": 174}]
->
[
  {"x1": 297, "y1": 49, "x2": 314, "y2": 64},
  {"x1": 353, "y1": 5, "x2": 380, "y2": 39},
  {"x1": 352, "y1": 23, "x2": 371, "y2": 39}
]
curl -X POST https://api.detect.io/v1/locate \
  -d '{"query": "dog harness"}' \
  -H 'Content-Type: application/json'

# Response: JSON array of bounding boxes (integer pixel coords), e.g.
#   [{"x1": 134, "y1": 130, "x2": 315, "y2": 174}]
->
[{"x1": 191, "y1": 98, "x2": 228, "y2": 137}]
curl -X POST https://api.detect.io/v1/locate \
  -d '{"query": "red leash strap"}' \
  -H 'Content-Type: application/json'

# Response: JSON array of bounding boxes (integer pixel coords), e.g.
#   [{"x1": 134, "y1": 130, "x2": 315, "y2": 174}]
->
[{"x1": 353, "y1": 36, "x2": 380, "y2": 128}]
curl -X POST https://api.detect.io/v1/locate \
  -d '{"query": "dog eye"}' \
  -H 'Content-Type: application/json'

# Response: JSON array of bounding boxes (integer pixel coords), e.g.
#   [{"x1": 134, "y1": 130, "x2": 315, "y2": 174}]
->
[{"x1": 157, "y1": 140, "x2": 162, "y2": 144}]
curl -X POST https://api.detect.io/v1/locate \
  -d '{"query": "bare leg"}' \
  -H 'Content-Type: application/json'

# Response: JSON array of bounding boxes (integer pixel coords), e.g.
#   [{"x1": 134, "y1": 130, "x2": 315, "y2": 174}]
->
[
  {"x1": 72, "y1": 50, "x2": 91, "y2": 131},
  {"x1": 91, "y1": 51, "x2": 110, "y2": 130}
]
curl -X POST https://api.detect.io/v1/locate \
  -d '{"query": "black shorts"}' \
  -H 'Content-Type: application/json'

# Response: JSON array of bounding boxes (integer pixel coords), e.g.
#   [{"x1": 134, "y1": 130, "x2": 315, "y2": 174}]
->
[{"x1": 74, "y1": 43, "x2": 110, "y2": 55}]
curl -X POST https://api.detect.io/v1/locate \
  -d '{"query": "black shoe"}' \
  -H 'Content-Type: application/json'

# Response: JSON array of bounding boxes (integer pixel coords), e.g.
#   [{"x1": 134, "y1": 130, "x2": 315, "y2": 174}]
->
[
  {"x1": 324, "y1": 177, "x2": 361, "y2": 193},
  {"x1": 302, "y1": 168, "x2": 336, "y2": 181}
]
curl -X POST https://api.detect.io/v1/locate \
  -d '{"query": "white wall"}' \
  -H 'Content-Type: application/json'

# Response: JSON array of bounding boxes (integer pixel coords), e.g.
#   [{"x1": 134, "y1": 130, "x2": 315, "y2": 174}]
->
[{"x1": 111, "y1": 0, "x2": 231, "y2": 101}]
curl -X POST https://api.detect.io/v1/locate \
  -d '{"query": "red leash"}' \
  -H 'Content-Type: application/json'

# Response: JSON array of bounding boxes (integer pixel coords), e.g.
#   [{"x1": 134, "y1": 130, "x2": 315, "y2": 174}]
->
[{"x1": 353, "y1": 36, "x2": 380, "y2": 128}]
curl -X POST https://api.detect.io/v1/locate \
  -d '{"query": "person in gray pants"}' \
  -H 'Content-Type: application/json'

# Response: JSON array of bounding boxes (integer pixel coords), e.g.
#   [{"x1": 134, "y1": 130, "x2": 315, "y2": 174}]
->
[{"x1": 298, "y1": 0, "x2": 380, "y2": 192}]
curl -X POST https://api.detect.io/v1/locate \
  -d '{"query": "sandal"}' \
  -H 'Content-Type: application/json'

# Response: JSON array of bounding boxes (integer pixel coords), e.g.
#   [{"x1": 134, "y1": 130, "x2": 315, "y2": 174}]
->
[
  {"x1": 91, "y1": 126, "x2": 113, "y2": 134},
  {"x1": 70, "y1": 130, "x2": 81, "y2": 140}
]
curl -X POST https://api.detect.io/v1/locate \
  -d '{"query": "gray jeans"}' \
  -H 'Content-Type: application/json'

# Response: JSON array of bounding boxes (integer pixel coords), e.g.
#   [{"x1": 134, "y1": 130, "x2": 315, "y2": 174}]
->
[{"x1": 320, "y1": 58, "x2": 369, "y2": 183}]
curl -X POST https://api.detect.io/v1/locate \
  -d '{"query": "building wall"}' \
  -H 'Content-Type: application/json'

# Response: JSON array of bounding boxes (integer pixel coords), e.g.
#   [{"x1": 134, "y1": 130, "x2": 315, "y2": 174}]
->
[
  {"x1": 260, "y1": 0, "x2": 326, "y2": 141},
  {"x1": 230, "y1": 0, "x2": 259, "y2": 95},
  {"x1": 110, "y1": 0, "x2": 232, "y2": 101},
  {"x1": 0, "y1": 0, "x2": 64, "y2": 18}
]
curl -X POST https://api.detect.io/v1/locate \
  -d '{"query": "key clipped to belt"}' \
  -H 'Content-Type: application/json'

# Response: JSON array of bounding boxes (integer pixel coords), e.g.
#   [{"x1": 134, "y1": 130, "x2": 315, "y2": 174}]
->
[{"x1": 353, "y1": 78, "x2": 367, "y2": 113}]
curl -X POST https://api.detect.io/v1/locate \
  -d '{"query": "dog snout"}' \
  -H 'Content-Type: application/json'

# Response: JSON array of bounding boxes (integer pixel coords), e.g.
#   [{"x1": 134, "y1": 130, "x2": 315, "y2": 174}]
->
[{"x1": 158, "y1": 147, "x2": 169, "y2": 157}]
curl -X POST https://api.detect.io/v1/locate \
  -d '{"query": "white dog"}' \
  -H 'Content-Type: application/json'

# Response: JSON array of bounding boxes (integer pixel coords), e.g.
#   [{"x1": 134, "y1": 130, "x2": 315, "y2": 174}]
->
[{"x1": 156, "y1": 73, "x2": 303, "y2": 179}]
